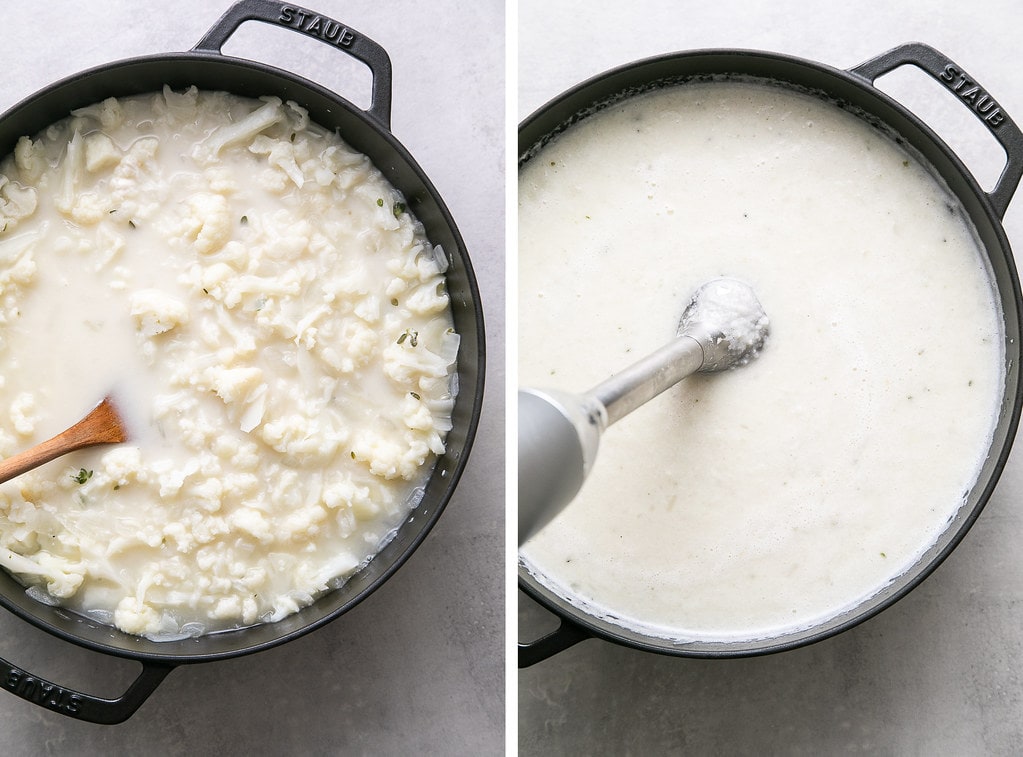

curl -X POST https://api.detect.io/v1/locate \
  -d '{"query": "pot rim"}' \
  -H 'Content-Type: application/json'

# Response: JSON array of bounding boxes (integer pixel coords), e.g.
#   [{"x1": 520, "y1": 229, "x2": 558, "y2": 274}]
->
[{"x1": 517, "y1": 44, "x2": 1023, "y2": 663}]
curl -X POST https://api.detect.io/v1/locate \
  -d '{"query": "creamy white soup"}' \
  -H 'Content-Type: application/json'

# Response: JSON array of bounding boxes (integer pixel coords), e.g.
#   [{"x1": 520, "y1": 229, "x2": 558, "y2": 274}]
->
[
  {"x1": 518, "y1": 80, "x2": 1003, "y2": 642},
  {"x1": 0, "y1": 87, "x2": 458, "y2": 638}
]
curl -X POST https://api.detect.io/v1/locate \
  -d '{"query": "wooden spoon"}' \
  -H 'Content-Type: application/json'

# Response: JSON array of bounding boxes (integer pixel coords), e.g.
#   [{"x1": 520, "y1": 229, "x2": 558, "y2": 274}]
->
[{"x1": 0, "y1": 396, "x2": 128, "y2": 485}]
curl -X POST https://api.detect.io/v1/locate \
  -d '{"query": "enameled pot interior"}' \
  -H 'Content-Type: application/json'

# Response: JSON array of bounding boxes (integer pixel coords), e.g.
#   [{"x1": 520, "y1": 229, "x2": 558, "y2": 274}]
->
[
  {"x1": 518, "y1": 50, "x2": 1023, "y2": 658},
  {"x1": 0, "y1": 53, "x2": 484, "y2": 663}
]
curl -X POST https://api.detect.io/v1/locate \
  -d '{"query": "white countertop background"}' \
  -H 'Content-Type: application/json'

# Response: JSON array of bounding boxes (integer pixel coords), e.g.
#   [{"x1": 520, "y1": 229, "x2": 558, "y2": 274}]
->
[
  {"x1": 0, "y1": 1, "x2": 505, "y2": 753},
  {"x1": 518, "y1": 1, "x2": 1023, "y2": 754}
]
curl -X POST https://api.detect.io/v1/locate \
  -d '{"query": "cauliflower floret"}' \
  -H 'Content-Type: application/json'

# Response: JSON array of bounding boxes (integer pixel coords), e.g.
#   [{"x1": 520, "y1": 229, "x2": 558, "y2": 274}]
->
[
  {"x1": 285, "y1": 100, "x2": 310, "y2": 132},
  {"x1": 383, "y1": 341, "x2": 451, "y2": 384},
  {"x1": 160, "y1": 85, "x2": 199, "y2": 125},
  {"x1": 404, "y1": 282, "x2": 449, "y2": 316},
  {"x1": 114, "y1": 596, "x2": 161, "y2": 635},
  {"x1": 352, "y1": 432, "x2": 425, "y2": 480},
  {"x1": 205, "y1": 365, "x2": 264, "y2": 405},
  {"x1": 9, "y1": 392, "x2": 37, "y2": 436},
  {"x1": 107, "y1": 136, "x2": 159, "y2": 197},
  {"x1": 260, "y1": 413, "x2": 341, "y2": 462},
  {"x1": 38, "y1": 557, "x2": 85, "y2": 599},
  {"x1": 210, "y1": 597, "x2": 242, "y2": 621},
  {"x1": 198, "y1": 261, "x2": 236, "y2": 291},
  {"x1": 162, "y1": 521, "x2": 195, "y2": 552},
  {"x1": 70, "y1": 192, "x2": 113, "y2": 225},
  {"x1": 320, "y1": 143, "x2": 369, "y2": 173},
  {"x1": 322, "y1": 478, "x2": 360, "y2": 510},
  {"x1": 0, "y1": 175, "x2": 38, "y2": 229},
  {"x1": 154, "y1": 457, "x2": 199, "y2": 499},
  {"x1": 0, "y1": 231, "x2": 39, "y2": 292},
  {"x1": 340, "y1": 319, "x2": 377, "y2": 367},
  {"x1": 186, "y1": 193, "x2": 231, "y2": 254},
  {"x1": 13, "y1": 136, "x2": 45, "y2": 181},
  {"x1": 199, "y1": 96, "x2": 284, "y2": 159},
  {"x1": 227, "y1": 507, "x2": 273, "y2": 544},
  {"x1": 130, "y1": 289, "x2": 190, "y2": 336},
  {"x1": 353, "y1": 295, "x2": 380, "y2": 324},
  {"x1": 0, "y1": 549, "x2": 84, "y2": 599},
  {"x1": 70, "y1": 97, "x2": 124, "y2": 130},
  {"x1": 187, "y1": 477, "x2": 225, "y2": 513},
  {"x1": 84, "y1": 132, "x2": 121, "y2": 172},
  {"x1": 102, "y1": 446, "x2": 143, "y2": 486},
  {"x1": 280, "y1": 503, "x2": 327, "y2": 540},
  {"x1": 250, "y1": 135, "x2": 305, "y2": 188},
  {"x1": 402, "y1": 394, "x2": 435, "y2": 431}
]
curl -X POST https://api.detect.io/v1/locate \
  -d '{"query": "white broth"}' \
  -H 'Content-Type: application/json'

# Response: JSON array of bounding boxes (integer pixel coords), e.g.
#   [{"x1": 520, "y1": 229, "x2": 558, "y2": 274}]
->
[{"x1": 518, "y1": 80, "x2": 1003, "y2": 642}]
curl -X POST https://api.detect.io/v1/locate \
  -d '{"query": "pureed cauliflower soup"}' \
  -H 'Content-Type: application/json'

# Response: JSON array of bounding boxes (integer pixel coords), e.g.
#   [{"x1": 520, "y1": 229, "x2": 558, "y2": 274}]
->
[
  {"x1": 519, "y1": 78, "x2": 1005, "y2": 643},
  {"x1": 0, "y1": 87, "x2": 459, "y2": 638}
]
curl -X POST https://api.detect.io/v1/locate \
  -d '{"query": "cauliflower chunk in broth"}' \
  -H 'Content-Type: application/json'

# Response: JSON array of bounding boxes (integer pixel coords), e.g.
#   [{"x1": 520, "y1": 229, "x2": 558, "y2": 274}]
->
[{"x1": 0, "y1": 88, "x2": 459, "y2": 638}]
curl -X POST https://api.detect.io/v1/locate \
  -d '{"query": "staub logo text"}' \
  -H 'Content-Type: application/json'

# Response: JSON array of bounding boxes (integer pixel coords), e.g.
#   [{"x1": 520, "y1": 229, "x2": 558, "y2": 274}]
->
[
  {"x1": 939, "y1": 63, "x2": 1006, "y2": 127},
  {"x1": 3, "y1": 668, "x2": 82, "y2": 715},
  {"x1": 278, "y1": 5, "x2": 355, "y2": 47}
]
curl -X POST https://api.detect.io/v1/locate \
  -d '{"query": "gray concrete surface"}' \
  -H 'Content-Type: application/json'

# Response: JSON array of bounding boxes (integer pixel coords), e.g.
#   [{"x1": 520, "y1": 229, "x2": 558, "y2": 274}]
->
[
  {"x1": 518, "y1": 1, "x2": 1023, "y2": 754},
  {"x1": 7, "y1": 1, "x2": 1023, "y2": 753},
  {"x1": 0, "y1": 1, "x2": 505, "y2": 754}
]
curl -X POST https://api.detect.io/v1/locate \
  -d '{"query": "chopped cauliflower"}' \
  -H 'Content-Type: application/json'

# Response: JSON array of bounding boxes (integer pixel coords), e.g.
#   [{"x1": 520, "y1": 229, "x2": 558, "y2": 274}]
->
[
  {"x1": 84, "y1": 132, "x2": 121, "y2": 172},
  {"x1": 114, "y1": 596, "x2": 161, "y2": 635},
  {"x1": 0, "y1": 174, "x2": 38, "y2": 229},
  {"x1": 186, "y1": 192, "x2": 231, "y2": 254},
  {"x1": 130, "y1": 289, "x2": 190, "y2": 336},
  {"x1": 9, "y1": 392, "x2": 37, "y2": 436},
  {"x1": 13, "y1": 136, "x2": 45, "y2": 181},
  {"x1": 0, "y1": 88, "x2": 460, "y2": 641}
]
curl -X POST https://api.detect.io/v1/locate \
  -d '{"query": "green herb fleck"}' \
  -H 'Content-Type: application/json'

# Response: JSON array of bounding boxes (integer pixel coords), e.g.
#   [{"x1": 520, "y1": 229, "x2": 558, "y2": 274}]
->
[
  {"x1": 410, "y1": 391, "x2": 421, "y2": 400},
  {"x1": 290, "y1": 132, "x2": 296, "y2": 142},
  {"x1": 397, "y1": 329, "x2": 419, "y2": 347},
  {"x1": 392, "y1": 201, "x2": 406, "y2": 218},
  {"x1": 128, "y1": 220, "x2": 136, "y2": 229},
  {"x1": 350, "y1": 451, "x2": 356, "y2": 459},
  {"x1": 72, "y1": 468, "x2": 93, "y2": 485},
  {"x1": 113, "y1": 484, "x2": 121, "y2": 490},
  {"x1": 240, "y1": 215, "x2": 249, "y2": 225},
  {"x1": 376, "y1": 198, "x2": 384, "y2": 207},
  {"x1": 390, "y1": 298, "x2": 399, "y2": 306}
]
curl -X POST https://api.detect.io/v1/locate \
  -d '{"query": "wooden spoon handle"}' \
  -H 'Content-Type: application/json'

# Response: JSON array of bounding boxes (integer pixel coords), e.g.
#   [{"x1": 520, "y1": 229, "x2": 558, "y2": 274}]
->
[{"x1": 0, "y1": 397, "x2": 127, "y2": 485}]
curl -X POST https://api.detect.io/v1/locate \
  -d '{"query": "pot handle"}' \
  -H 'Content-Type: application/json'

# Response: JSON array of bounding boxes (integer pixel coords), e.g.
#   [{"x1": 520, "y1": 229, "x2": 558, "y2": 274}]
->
[
  {"x1": 850, "y1": 42, "x2": 1023, "y2": 219},
  {"x1": 0, "y1": 652, "x2": 174, "y2": 724},
  {"x1": 192, "y1": 0, "x2": 393, "y2": 128},
  {"x1": 518, "y1": 595, "x2": 592, "y2": 667}
]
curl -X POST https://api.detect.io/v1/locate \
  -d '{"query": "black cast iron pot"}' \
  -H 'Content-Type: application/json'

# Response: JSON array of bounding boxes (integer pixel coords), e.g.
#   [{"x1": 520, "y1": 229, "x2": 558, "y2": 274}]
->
[
  {"x1": 0, "y1": 0, "x2": 485, "y2": 722},
  {"x1": 519, "y1": 44, "x2": 1023, "y2": 666}
]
